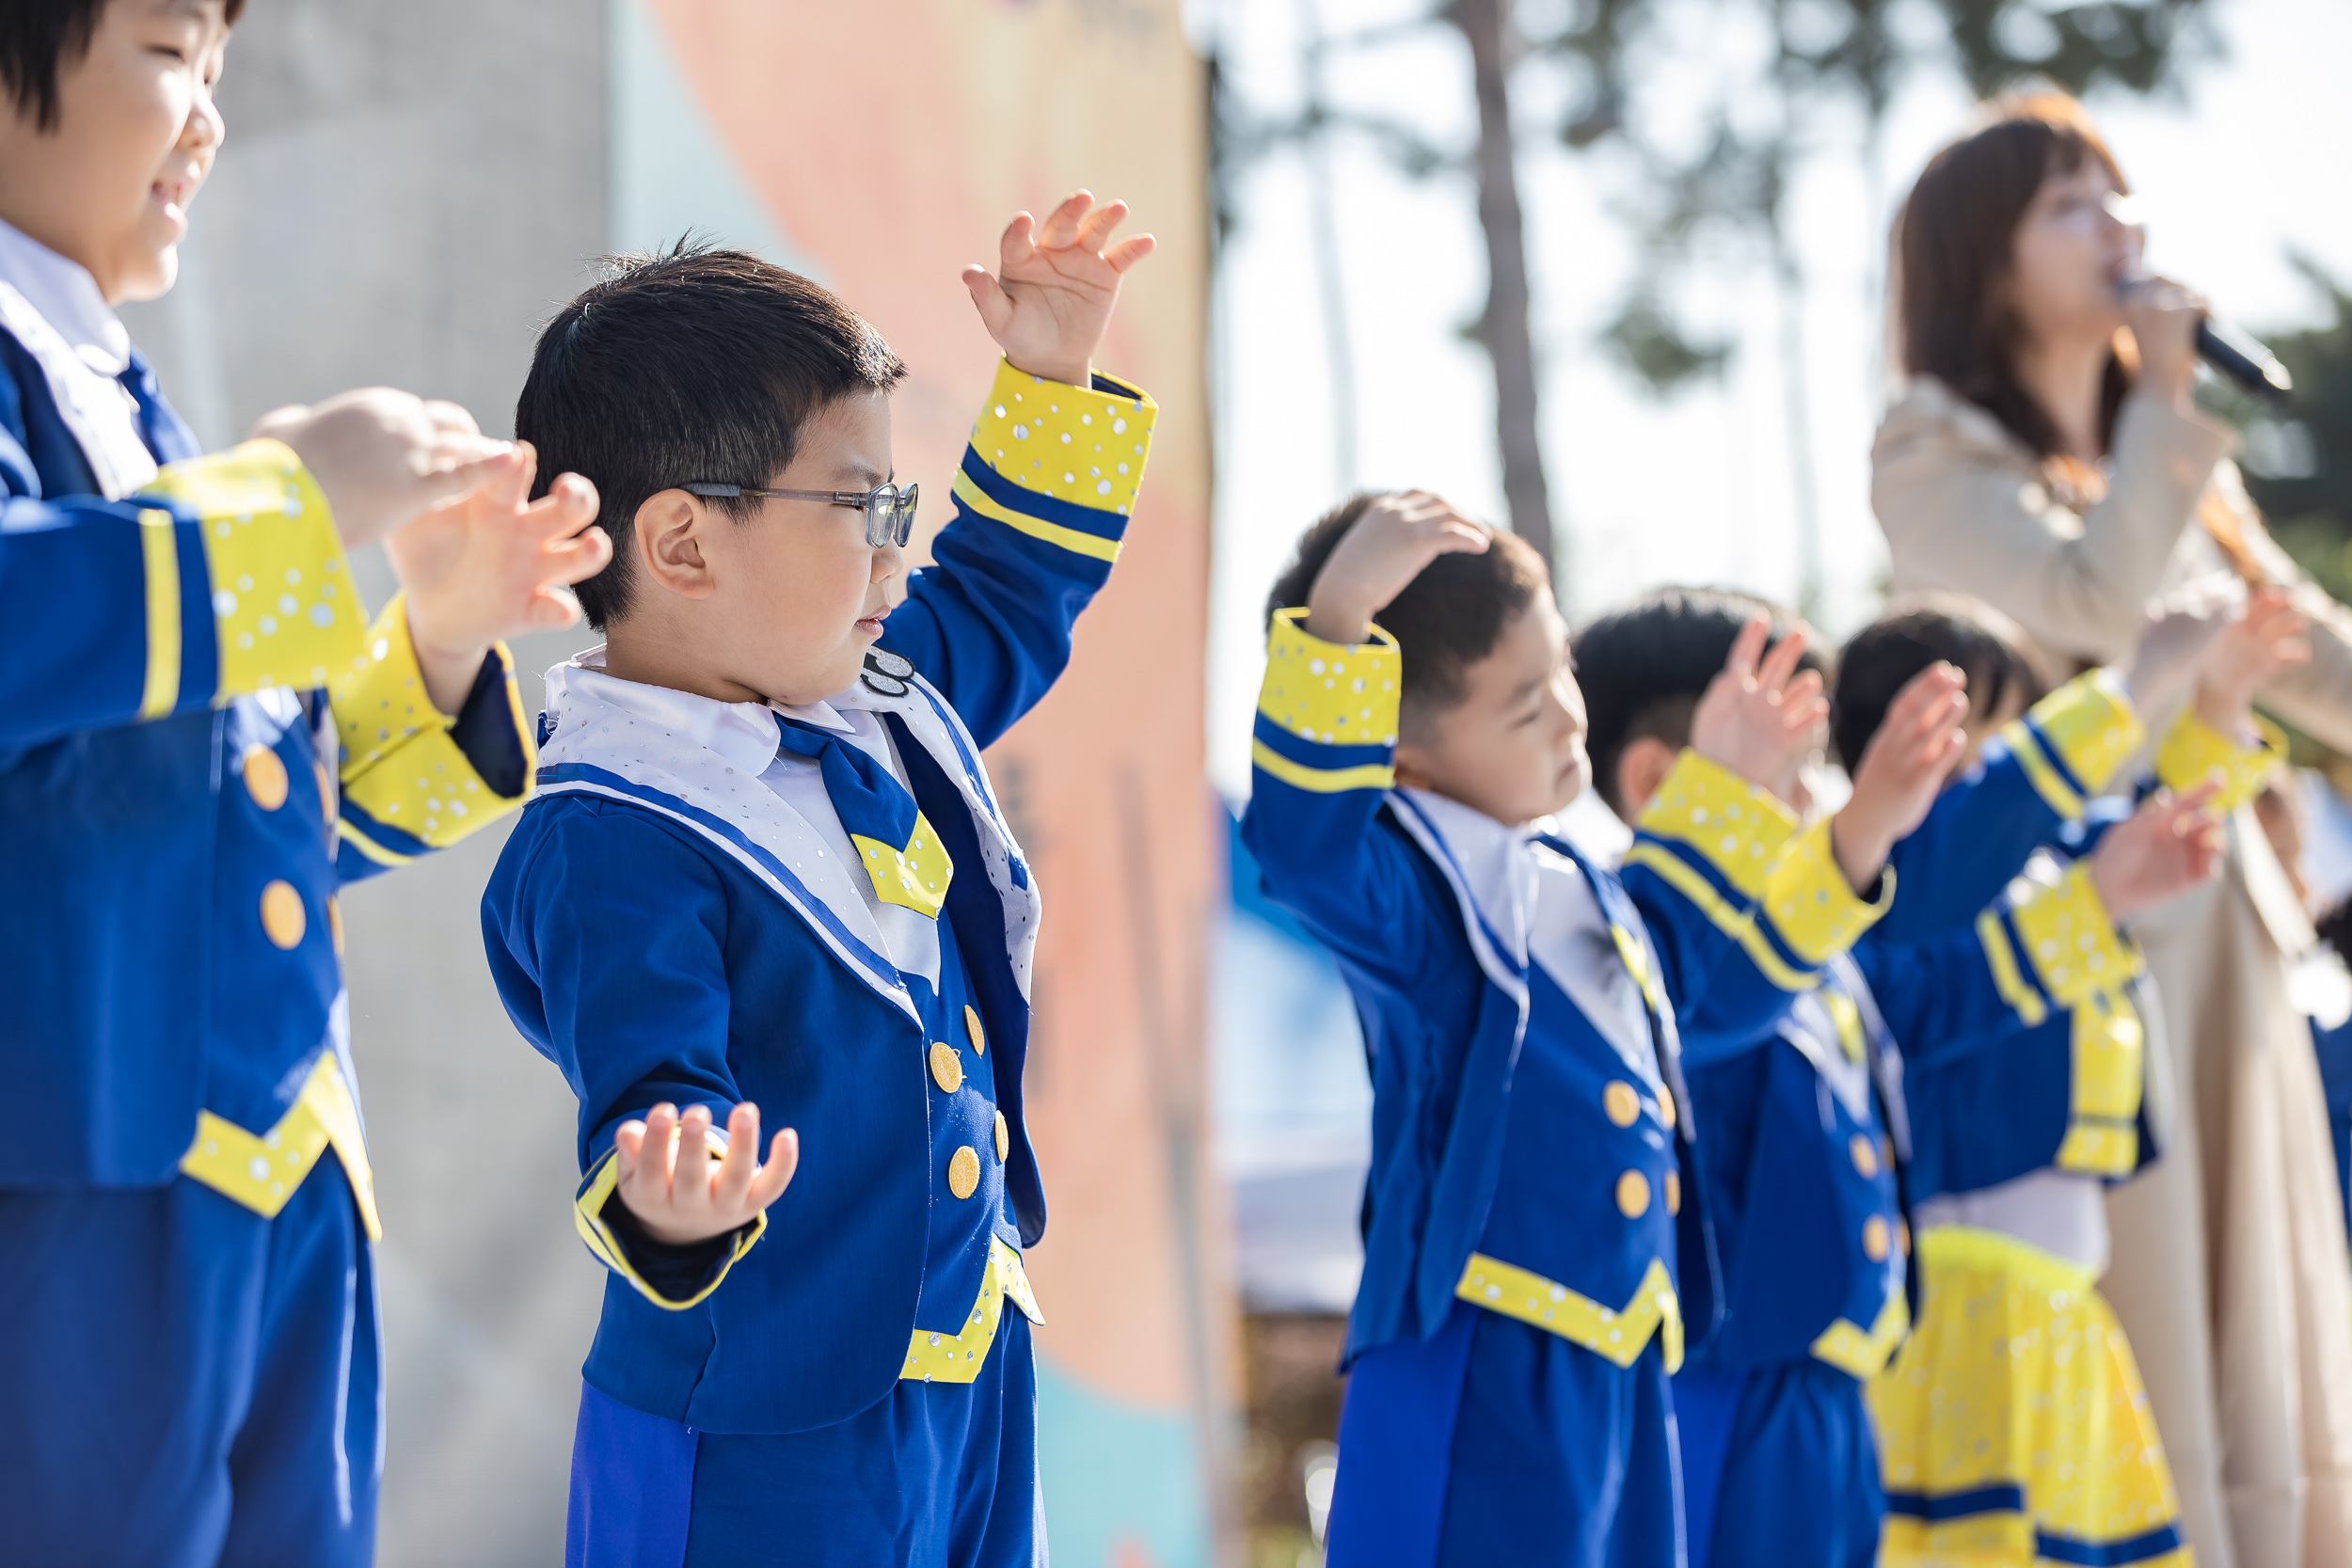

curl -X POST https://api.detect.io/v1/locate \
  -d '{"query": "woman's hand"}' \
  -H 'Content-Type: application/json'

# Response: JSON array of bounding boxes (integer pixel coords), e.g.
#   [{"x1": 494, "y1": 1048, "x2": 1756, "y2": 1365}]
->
[
  {"x1": 2120, "y1": 274, "x2": 2206, "y2": 406},
  {"x1": 1304, "y1": 491, "x2": 1490, "y2": 646},
  {"x1": 2194, "y1": 585, "x2": 2308, "y2": 739}
]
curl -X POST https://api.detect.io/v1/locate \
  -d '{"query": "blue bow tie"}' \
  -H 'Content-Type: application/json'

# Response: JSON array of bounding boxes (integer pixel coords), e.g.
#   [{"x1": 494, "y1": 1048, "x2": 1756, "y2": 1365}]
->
[{"x1": 776, "y1": 716, "x2": 953, "y2": 918}]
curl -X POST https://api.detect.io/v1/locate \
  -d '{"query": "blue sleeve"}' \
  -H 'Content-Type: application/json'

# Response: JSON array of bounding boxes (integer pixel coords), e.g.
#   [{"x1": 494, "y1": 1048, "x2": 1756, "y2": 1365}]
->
[
  {"x1": 876, "y1": 362, "x2": 1156, "y2": 751},
  {"x1": 1238, "y1": 610, "x2": 1435, "y2": 988},
  {"x1": 1877, "y1": 670, "x2": 2146, "y2": 943},
  {"x1": 1618, "y1": 752, "x2": 1892, "y2": 1065}
]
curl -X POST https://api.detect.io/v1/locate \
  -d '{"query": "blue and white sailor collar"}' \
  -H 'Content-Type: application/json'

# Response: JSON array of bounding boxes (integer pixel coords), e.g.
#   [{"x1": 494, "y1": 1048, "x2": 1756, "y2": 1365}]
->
[
  {"x1": 0, "y1": 214, "x2": 155, "y2": 499},
  {"x1": 1389, "y1": 785, "x2": 1665, "y2": 1091},
  {"x1": 533, "y1": 648, "x2": 1040, "y2": 1024}
]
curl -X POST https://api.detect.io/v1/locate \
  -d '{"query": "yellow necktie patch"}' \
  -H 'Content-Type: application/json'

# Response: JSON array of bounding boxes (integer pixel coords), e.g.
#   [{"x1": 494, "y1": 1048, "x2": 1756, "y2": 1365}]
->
[{"x1": 852, "y1": 809, "x2": 953, "y2": 918}]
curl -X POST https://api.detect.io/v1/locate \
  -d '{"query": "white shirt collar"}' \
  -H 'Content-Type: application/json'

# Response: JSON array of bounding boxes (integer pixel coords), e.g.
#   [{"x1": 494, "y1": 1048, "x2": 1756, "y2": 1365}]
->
[
  {"x1": 554, "y1": 648, "x2": 875, "y2": 775},
  {"x1": 0, "y1": 215, "x2": 131, "y2": 376}
]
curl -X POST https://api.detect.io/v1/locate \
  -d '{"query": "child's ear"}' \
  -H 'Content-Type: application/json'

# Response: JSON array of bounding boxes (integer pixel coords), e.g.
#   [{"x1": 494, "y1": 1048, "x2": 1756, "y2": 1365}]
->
[
  {"x1": 1614, "y1": 736, "x2": 1680, "y2": 823},
  {"x1": 635, "y1": 489, "x2": 717, "y2": 600}
]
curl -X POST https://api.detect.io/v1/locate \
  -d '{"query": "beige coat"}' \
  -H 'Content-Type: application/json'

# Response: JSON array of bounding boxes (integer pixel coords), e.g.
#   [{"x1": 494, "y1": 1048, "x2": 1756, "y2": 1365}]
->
[{"x1": 1875, "y1": 376, "x2": 2352, "y2": 1568}]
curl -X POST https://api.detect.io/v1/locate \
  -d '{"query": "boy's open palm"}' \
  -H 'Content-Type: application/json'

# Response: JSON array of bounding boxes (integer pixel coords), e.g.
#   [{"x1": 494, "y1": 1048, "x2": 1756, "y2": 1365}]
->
[
  {"x1": 2089, "y1": 782, "x2": 2225, "y2": 921},
  {"x1": 251, "y1": 387, "x2": 518, "y2": 550},
  {"x1": 1831, "y1": 661, "x2": 1969, "y2": 892},
  {"x1": 963, "y1": 191, "x2": 1155, "y2": 388},
  {"x1": 1304, "y1": 491, "x2": 1490, "y2": 646},
  {"x1": 1689, "y1": 617, "x2": 1828, "y2": 800},
  {"x1": 614, "y1": 1101, "x2": 801, "y2": 1247}
]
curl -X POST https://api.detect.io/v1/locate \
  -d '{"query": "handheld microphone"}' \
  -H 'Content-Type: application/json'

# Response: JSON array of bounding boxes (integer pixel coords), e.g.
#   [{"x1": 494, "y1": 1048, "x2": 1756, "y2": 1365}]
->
[{"x1": 2118, "y1": 275, "x2": 2294, "y2": 405}]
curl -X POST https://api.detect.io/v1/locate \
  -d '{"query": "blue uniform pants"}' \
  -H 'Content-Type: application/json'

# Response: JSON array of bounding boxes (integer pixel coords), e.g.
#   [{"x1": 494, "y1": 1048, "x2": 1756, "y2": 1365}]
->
[
  {"x1": 0, "y1": 1161, "x2": 380, "y2": 1568},
  {"x1": 1675, "y1": 1360, "x2": 1881, "y2": 1568},
  {"x1": 568, "y1": 1312, "x2": 1042, "y2": 1568},
  {"x1": 1326, "y1": 1300, "x2": 1683, "y2": 1568}
]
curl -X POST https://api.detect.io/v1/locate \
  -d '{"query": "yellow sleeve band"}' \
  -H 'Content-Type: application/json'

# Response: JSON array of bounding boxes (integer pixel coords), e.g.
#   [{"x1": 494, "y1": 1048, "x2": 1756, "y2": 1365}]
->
[
  {"x1": 969, "y1": 358, "x2": 1156, "y2": 518},
  {"x1": 2026, "y1": 668, "x2": 2145, "y2": 799},
  {"x1": 572, "y1": 1138, "x2": 766, "y2": 1311},
  {"x1": 1260, "y1": 607, "x2": 1403, "y2": 751},
  {"x1": 330, "y1": 594, "x2": 527, "y2": 856},
  {"x1": 135, "y1": 507, "x2": 182, "y2": 720},
  {"x1": 1976, "y1": 908, "x2": 2050, "y2": 1028},
  {"x1": 2155, "y1": 709, "x2": 2283, "y2": 815},
  {"x1": 141, "y1": 439, "x2": 363, "y2": 697},
  {"x1": 1760, "y1": 816, "x2": 1893, "y2": 964},
  {"x1": 1635, "y1": 751, "x2": 1801, "y2": 902},
  {"x1": 2009, "y1": 862, "x2": 2140, "y2": 1009}
]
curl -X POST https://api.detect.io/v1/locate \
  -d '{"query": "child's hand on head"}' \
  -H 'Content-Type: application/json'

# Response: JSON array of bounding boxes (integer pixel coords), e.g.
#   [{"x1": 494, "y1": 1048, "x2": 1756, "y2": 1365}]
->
[
  {"x1": 1829, "y1": 661, "x2": 1970, "y2": 894},
  {"x1": 1689, "y1": 617, "x2": 1828, "y2": 802},
  {"x1": 613, "y1": 1101, "x2": 801, "y2": 1247},
  {"x1": 2088, "y1": 781, "x2": 2226, "y2": 921},
  {"x1": 387, "y1": 438, "x2": 612, "y2": 713},
  {"x1": 249, "y1": 388, "x2": 519, "y2": 550},
  {"x1": 962, "y1": 191, "x2": 1155, "y2": 388},
  {"x1": 1304, "y1": 492, "x2": 1490, "y2": 646},
  {"x1": 2193, "y1": 585, "x2": 2308, "y2": 739}
]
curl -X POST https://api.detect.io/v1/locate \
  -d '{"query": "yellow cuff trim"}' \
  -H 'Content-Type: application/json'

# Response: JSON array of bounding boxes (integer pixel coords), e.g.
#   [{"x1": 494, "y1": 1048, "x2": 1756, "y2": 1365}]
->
[
  {"x1": 1620, "y1": 841, "x2": 1816, "y2": 993},
  {"x1": 135, "y1": 507, "x2": 182, "y2": 720},
  {"x1": 573, "y1": 1137, "x2": 766, "y2": 1310},
  {"x1": 2030, "y1": 669, "x2": 2145, "y2": 798},
  {"x1": 179, "y1": 1052, "x2": 382, "y2": 1242},
  {"x1": 853, "y1": 810, "x2": 954, "y2": 918},
  {"x1": 1249, "y1": 738, "x2": 1395, "y2": 795},
  {"x1": 142, "y1": 440, "x2": 361, "y2": 697},
  {"x1": 949, "y1": 469, "x2": 1120, "y2": 562},
  {"x1": 2010, "y1": 863, "x2": 2139, "y2": 1008},
  {"x1": 902, "y1": 1236, "x2": 1044, "y2": 1384},
  {"x1": 2056, "y1": 990, "x2": 2145, "y2": 1178},
  {"x1": 2156, "y1": 709, "x2": 2283, "y2": 816},
  {"x1": 1810, "y1": 1288, "x2": 1910, "y2": 1380},
  {"x1": 1457, "y1": 1253, "x2": 1684, "y2": 1372},
  {"x1": 1260, "y1": 607, "x2": 1403, "y2": 749},
  {"x1": 1976, "y1": 909, "x2": 2049, "y2": 1028},
  {"x1": 1761, "y1": 816, "x2": 1891, "y2": 965},
  {"x1": 1637, "y1": 751, "x2": 1800, "y2": 901},
  {"x1": 330, "y1": 594, "x2": 520, "y2": 851},
  {"x1": 970, "y1": 358, "x2": 1155, "y2": 517}
]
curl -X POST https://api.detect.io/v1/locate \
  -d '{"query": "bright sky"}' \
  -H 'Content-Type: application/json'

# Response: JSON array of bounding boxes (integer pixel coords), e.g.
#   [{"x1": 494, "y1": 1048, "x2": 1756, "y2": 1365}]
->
[{"x1": 1195, "y1": 0, "x2": 2352, "y2": 800}]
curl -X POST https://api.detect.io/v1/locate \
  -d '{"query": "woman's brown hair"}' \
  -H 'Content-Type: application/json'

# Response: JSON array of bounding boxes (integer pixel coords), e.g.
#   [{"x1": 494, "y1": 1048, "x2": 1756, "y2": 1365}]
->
[
  {"x1": 1892, "y1": 89, "x2": 2267, "y2": 581},
  {"x1": 1892, "y1": 90, "x2": 2131, "y2": 463}
]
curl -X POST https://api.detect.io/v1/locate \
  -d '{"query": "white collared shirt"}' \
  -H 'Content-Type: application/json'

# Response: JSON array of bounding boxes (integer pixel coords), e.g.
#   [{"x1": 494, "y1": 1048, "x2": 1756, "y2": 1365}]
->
[{"x1": 0, "y1": 214, "x2": 157, "y2": 498}]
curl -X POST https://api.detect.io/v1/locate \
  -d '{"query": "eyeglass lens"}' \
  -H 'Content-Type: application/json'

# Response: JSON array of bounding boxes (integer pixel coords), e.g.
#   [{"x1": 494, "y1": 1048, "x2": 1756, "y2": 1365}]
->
[{"x1": 868, "y1": 483, "x2": 917, "y2": 547}]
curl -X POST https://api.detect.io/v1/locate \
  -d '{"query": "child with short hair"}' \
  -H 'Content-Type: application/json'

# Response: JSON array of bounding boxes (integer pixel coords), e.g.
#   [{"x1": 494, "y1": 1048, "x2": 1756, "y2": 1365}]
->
[
  {"x1": 0, "y1": 0, "x2": 610, "y2": 1558},
  {"x1": 1242, "y1": 494, "x2": 1963, "y2": 1566},
  {"x1": 1849, "y1": 591, "x2": 2305, "y2": 1568},
  {"x1": 1574, "y1": 587, "x2": 2232, "y2": 1568},
  {"x1": 480, "y1": 196, "x2": 1156, "y2": 1561}
]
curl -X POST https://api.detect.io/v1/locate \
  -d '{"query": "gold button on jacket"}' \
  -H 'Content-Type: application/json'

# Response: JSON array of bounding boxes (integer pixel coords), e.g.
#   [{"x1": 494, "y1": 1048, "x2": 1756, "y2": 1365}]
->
[
  {"x1": 993, "y1": 1111, "x2": 1009, "y2": 1163},
  {"x1": 1615, "y1": 1169, "x2": 1651, "y2": 1218},
  {"x1": 1850, "y1": 1132, "x2": 1879, "y2": 1179},
  {"x1": 1862, "y1": 1215, "x2": 1890, "y2": 1261},
  {"x1": 260, "y1": 879, "x2": 306, "y2": 949},
  {"x1": 241, "y1": 744, "x2": 289, "y2": 811},
  {"x1": 1603, "y1": 1080, "x2": 1640, "y2": 1128},
  {"x1": 929, "y1": 1042, "x2": 963, "y2": 1094},
  {"x1": 947, "y1": 1146, "x2": 981, "y2": 1199}
]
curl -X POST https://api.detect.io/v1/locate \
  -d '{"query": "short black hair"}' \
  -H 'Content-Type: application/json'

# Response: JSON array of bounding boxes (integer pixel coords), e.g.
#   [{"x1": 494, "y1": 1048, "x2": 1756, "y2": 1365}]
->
[
  {"x1": 1832, "y1": 592, "x2": 2051, "y2": 770},
  {"x1": 1572, "y1": 587, "x2": 1819, "y2": 816},
  {"x1": 1264, "y1": 493, "x2": 1550, "y2": 734},
  {"x1": 516, "y1": 241, "x2": 907, "y2": 629},
  {"x1": 2, "y1": 0, "x2": 245, "y2": 131}
]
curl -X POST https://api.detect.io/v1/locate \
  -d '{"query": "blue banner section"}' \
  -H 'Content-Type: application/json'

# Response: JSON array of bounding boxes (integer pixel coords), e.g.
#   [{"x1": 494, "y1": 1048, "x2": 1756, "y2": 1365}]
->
[{"x1": 1037, "y1": 1354, "x2": 1210, "y2": 1568}]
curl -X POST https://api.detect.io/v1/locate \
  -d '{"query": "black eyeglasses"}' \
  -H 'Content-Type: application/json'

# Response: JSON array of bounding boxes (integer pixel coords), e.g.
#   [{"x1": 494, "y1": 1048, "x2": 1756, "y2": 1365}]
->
[{"x1": 683, "y1": 481, "x2": 918, "y2": 547}]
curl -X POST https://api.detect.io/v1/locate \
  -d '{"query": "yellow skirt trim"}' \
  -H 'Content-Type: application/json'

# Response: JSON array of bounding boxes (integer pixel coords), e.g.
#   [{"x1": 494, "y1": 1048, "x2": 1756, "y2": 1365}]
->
[{"x1": 1870, "y1": 1227, "x2": 2189, "y2": 1567}]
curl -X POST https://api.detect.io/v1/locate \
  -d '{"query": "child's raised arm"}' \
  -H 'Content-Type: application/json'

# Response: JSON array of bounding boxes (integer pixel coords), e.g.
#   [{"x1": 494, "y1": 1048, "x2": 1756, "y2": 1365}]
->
[{"x1": 880, "y1": 194, "x2": 1159, "y2": 748}]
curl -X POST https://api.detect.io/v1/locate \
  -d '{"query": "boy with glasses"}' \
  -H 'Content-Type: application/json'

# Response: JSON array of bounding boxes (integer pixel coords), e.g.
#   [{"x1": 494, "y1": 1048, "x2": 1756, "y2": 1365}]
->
[{"x1": 481, "y1": 198, "x2": 1155, "y2": 1562}]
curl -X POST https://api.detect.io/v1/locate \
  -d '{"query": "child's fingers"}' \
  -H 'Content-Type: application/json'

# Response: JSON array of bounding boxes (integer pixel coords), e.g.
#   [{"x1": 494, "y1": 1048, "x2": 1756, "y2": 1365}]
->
[
  {"x1": 1102, "y1": 233, "x2": 1157, "y2": 275},
  {"x1": 675, "y1": 1104, "x2": 715, "y2": 1205},
  {"x1": 1756, "y1": 626, "x2": 1808, "y2": 695},
  {"x1": 542, "y1": 522, "x2": 613, "y2": 584},
  {"x1": 1035, "y1": 190, "x2": 1093, "y2": 250},
  {"x1": 1777, "y1": 668, "x2": 1824, "y2": 715},
  {"x1": 1073, "y1": 198, "x2": 1131, "y2": 252},
  {"x1": 715, "y1": 1104, "x2": 762, "y2": 1210},
  {"x1": 612, "y1": 1119, "x2": 646, "y2": 1184},
  {"x1": 1721, "y1": 617, "x2": 1769, "y2": 686},
  {"x1": 961, "y1": 265, "x2": 1014, "y2": 337},
  {"x1": 522, "y1": 584, "x2": 586, "y2": 632},
  {"x1": 637, "y1": 1103, "x2": 679, "y2": 1199},
  {"x1": 747, "y1": 1128, "x2": 802, "y2": 1211},
  {"x1": 995, "y1": 211, "x2": 1039, "y2": 268}
]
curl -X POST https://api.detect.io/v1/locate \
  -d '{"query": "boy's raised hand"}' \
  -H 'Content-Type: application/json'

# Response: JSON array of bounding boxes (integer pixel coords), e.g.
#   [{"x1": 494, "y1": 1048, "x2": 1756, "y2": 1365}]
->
[
  {"x1": 387, "y1": 439, "x2": 612, "y2": 715},
  {"x1": 251, "y1": 388, "x2": 517, "y2": 549},
  {"x1": 613, "y1": 1101, "x2": 801, "y2": 1247},
  {"x1": 1305, "y1": 491, "x2": 1490, "y2": 646},
  {"x1": 2193, "y1": 585, "x2": 2309, "y2": 738},
  {"x1": 962, "y1": 191, "x2": 1156, "y2": 388},
  {"x1": 1829, "y1": 660, "x2": 1970, "y2": 893},
  {"x1": 1689, "y1": 616, "x2": 1829, "y2": 802},
  {"x1": 2089, "y1": 781, "x2": 2226, "y2": 921}
]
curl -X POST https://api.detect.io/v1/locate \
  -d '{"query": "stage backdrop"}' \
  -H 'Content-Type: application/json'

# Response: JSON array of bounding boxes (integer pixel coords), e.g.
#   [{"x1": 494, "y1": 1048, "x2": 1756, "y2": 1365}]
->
[{"x1": 125, "y1": 2, "x2": 1225, "y2": 1563}]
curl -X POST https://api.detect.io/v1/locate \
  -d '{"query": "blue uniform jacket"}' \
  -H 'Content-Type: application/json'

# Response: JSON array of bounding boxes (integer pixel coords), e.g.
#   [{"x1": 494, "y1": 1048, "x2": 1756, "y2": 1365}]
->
[
  {"x1": 0, "y1": 327, "x2": 531, "y2": 1196},
  {"x1": 1241, "y1": 610, "x2": 1892, "y2": 1370},
  {"x1": 482, "y1": 363, "x2": 1157, "y2": 1434}
]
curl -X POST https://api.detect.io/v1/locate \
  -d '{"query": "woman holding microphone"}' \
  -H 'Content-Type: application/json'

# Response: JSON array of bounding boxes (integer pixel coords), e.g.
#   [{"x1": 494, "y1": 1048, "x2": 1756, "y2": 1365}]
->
[{"x1": 1874, "y1": 90, "x2": 2352, "y2": 1567}]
